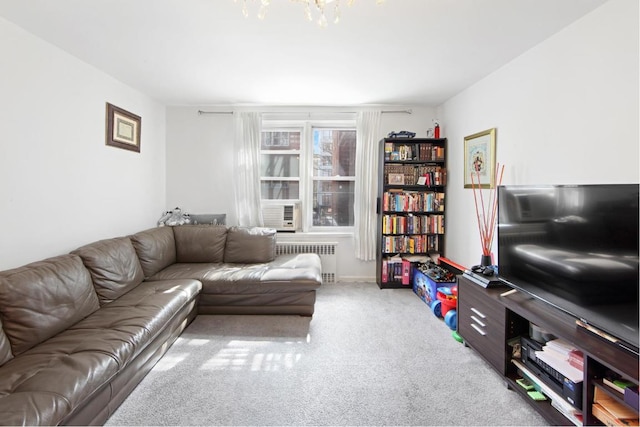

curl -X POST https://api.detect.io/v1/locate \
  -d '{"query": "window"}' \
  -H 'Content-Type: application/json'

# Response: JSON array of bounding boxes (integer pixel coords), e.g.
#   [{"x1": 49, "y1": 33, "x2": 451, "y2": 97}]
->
[
  {"x1": 261, "y1": 121, "x2": 357, "y2": 231},
  {"x1": 260, "y1": 130, "x2": 300, "y2": 200},
  {"x1": 312, "y1": 128, "x2": 356, "y2": 227}
]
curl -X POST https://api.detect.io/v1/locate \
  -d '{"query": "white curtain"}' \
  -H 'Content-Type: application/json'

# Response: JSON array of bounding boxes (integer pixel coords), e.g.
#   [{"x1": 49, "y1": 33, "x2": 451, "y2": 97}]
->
[
  {"x1": 233, "y1": 112, "x2": 263, "y2": 226},
  {"x1": 354, "y1": 110, "x2": 382, "y2": 260}
]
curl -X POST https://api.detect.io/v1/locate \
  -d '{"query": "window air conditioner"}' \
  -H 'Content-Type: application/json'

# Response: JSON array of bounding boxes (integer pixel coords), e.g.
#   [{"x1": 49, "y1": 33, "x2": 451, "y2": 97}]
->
[{"x1": 262, "y1": 204, "x2": 298, "y2": 232}]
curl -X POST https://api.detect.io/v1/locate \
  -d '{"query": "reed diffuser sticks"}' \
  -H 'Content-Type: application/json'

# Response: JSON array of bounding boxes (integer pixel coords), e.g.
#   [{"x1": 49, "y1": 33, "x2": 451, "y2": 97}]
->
[{"x1": 470, "y1": 162, "x2": 505, "y2": 261}]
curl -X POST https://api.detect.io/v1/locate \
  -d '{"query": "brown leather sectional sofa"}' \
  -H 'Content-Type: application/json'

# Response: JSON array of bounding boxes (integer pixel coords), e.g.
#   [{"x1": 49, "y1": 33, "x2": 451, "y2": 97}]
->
[{"x1": 0, "y1": 225, "x2": 322, "y2": 425}]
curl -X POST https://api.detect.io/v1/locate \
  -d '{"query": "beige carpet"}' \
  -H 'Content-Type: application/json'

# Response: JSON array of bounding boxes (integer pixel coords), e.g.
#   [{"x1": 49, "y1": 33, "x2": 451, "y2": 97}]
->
[{"x1": 105, "y1": 282, "x2": 549, "y2": 426}]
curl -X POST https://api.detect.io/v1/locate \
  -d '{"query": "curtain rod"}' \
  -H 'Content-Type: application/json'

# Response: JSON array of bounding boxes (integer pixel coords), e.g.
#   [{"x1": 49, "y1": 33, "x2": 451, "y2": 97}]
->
[{"x1": 197, "y1": 109, "x2": 412, "y2": 115}]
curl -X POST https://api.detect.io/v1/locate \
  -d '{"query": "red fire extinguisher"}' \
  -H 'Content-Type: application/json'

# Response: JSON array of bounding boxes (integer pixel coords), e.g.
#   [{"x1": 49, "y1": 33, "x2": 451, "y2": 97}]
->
[{"x1": 434, "y1": 122, "x2": 440, "y2": 139}]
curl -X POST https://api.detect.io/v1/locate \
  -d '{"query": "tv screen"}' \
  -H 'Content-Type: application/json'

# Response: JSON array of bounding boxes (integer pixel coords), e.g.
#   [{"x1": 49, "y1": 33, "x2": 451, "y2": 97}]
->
[{"x1": 497, "y1": 184, "x2": 639, "y2": 352}]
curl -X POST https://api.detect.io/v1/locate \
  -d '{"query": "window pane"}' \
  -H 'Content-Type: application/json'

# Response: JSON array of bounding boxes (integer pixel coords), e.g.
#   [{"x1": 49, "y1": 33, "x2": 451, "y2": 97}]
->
[
  {"x1": 261, "y1": 180, "x2": 300, "y2": 200},
  {"x1": 261, "y1": 154, "x2": 300, "y2": 177},
  {"x1": 261, "y1": 131, "x2": 301, "y2": 150},
  {"x1": 313, "y1": 129, "x2": 356, "y2": 177},
  {"x1": 313, "y1": 181, "x2": 354, "y2": 226}
]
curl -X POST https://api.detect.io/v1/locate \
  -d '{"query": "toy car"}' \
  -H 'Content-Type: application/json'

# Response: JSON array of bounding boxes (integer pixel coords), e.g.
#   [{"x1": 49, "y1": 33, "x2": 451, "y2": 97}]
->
[{"x1": 387, "y1": 130, "x2": 416, "y2": 138}]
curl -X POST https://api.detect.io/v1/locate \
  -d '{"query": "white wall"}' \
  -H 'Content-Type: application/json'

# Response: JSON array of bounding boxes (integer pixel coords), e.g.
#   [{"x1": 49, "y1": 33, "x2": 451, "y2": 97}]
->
[
  {"x1": 165, "y1": 105, "x2": 438, "y2": 281},
  {"x1": 166, "y1": 107, "x2": 235, "y2": 220},
  {"x1": 0, "y1": 17, "x2": 167, "y2": 270},
  {"x1": 440, "y1": 0, "x2": 639, "y2": 269}
]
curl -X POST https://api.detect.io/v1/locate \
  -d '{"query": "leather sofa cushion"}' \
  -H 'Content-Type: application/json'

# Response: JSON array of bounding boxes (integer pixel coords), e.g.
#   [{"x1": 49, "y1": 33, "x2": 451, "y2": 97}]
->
[
  {"x1": 224, "y1": 226, "x2": 276, "y2": 263},
  {"x1": 0, "y1": 254, "x2": 100, "y2": 357},
  {"x1": 150, "y1": 253, "x2": 322, "y2": 294},
  {"x1": 62, "y1": 279, "x2": 201, "y2": 367},
  {"x1": 76, "y1": 279, "x2": 201, "y2": 356},
  {"x1": 72, "y1": 237, "x2": 145, "y2": 305},
  {"x1": 173, "y1": 225, "x2": 227, "y2": 263},
  {"x1": 0, "y1": 319, "x2": 13, "y2": 367},
  {"x1": 0, "y1": 388, "x2": 75, "y2": 426},
  {"x1": 0, "y1": 340, "x2": 121, "y2": 426},
  {"x1": 129, "y1": 227, "x2": 177, "y2": 278}
]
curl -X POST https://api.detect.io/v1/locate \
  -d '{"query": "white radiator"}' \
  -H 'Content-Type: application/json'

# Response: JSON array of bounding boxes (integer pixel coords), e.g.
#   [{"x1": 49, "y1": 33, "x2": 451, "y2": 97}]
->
[{"x1": 275, "y1": 242, "x2": 338, "y2": 283}]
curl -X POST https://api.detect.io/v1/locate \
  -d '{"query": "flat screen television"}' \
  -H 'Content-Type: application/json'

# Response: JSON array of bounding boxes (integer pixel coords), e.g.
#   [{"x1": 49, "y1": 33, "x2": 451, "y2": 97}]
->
[{"x1": 497, "y1": 184, "x2": 639, "y2": 353}]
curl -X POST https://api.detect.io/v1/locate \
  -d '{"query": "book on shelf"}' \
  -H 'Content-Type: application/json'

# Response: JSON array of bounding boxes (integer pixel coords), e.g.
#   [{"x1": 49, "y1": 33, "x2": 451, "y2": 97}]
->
[
  {"x1": 384, "y1": 142, "x2": 393, "y2": 160},
  {"x1": 381, "y1": 255, "x2": 404, "y2": 283},
  {"x1": 401, "y1": 259, "x2": 411, "y2": 285},
  {"x1": 512, "y1": 358, "x2": 583, "y2": 426},
  {"x1": 592, "y1": 403, "x2": 637, "y2": 427},
  {"x1": 551, "y1": 401, "x2": 583, "y2": 426},
  {"x1": 568, "y1": 349, "x2": 584, "y2": 371},
  {"x1": 625, "y1": 386, "x2": 639, "y2": 412},
  {"x1": 417, "y1": 143, "x2": 445, "y2": 161},
  {"x1": 593, "y1": 386, "x2": 639, "y2": 425},
  {"x1": 603, "y1": 378, "x2": 636, "y2": 394}
]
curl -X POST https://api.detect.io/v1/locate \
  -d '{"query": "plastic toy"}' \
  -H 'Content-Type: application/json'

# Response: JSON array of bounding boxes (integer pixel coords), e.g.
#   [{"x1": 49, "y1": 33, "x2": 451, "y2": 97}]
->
[
  {"x1": 431, "y1": 285, "x2": 458, "y2": 331},
  {"x1": 387, "y1": 130, "x2": 416, "y2": 138}
]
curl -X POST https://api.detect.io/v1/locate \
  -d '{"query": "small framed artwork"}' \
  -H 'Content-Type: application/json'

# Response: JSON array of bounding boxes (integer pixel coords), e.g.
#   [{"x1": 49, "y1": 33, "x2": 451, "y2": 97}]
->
[
  {"x1": 106, "y1": 103, "x2": 141, "y2": 152},
  {"x1": 416, "y1": 176, "x2": 427, "y2": 185},
  {"x1": 464, "y1": 128, "x2": 496, "y2": 188},
  {"x1": 388, "y1": 173, "x2": 405, "y2": 185}
]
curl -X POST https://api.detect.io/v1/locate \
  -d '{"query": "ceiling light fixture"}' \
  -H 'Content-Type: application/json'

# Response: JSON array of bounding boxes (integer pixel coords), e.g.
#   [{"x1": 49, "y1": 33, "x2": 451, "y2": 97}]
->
[{"x1": 235, "y1": 0, "x2": 385, "y2": 28}]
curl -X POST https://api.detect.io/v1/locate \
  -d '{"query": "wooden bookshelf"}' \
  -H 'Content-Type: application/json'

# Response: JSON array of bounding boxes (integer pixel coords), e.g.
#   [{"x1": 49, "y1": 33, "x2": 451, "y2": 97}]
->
[{"x1": 376, "y1": 137, "x2": 447, "y2": 288}]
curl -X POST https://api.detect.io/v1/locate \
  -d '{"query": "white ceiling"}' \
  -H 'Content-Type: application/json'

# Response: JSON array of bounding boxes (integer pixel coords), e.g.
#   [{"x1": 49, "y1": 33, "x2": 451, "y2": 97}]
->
[{"x1": 0, "y1": 0, "x2": 608, "y2": 106}]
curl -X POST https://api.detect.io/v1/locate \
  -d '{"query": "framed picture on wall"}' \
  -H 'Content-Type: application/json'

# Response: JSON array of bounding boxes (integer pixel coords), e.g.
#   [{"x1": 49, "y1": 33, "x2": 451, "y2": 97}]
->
[
  {"x1": 105, "y1": 103, "x2": 141, "y2": 152},
  {"x1": 464, "y1": 128, "x2": 496, "y2": 188}
]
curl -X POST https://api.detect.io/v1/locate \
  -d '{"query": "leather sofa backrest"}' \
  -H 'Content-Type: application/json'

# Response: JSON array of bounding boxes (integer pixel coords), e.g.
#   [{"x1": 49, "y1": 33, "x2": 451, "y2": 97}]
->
[
  {"x1": 224, "y1": 226, "x2": 277, "y2": 263},
  {"x1": 72, "y1": 237, "x2": 145, "y2": 305},
  {"x1": 129, "y1": 227, "x2": 177, "y2": 278},
  {"x1": 0, "y1": 254, "x2": 100, "y2": 358},
  {"x1": 173, "y1": 225, "x2": 227, "y2": 263}
]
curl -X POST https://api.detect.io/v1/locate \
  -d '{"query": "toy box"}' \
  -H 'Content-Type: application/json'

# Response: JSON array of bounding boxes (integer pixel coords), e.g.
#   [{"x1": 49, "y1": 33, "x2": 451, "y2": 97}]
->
[{"x1": 412, "y1": 266, "x2": 456, "y2": 306}]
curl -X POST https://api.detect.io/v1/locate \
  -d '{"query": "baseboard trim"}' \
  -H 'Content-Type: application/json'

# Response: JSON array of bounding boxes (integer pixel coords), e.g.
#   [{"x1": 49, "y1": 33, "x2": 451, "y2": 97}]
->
[{"x1": 332, "y1": 276, "x2": 375, "y2": 283}]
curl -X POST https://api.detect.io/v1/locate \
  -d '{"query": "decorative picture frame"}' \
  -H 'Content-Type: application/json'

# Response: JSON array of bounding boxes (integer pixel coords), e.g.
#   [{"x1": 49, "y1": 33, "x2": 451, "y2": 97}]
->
[
  {"x1": 388, "y1": 173, "x2": 405, "y2": 185},
  {"x1": 106, "y1": 103, "x2": 141, "y2": 152},
  {"x1": 464, "y1": 128, "x2": 496, "y2": 188}
]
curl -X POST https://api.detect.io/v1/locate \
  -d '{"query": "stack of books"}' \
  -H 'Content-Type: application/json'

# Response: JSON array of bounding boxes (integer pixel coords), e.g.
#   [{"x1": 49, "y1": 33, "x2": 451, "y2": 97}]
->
[{"x1": 535, "y1": 339, "x2": 584, "y2": 385}]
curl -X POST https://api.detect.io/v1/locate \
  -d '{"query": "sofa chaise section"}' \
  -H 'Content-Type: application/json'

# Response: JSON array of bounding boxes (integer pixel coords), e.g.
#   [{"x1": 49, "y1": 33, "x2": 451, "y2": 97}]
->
[{"x1": 130, "y1": 225, "x2": 323, "y2": 315}]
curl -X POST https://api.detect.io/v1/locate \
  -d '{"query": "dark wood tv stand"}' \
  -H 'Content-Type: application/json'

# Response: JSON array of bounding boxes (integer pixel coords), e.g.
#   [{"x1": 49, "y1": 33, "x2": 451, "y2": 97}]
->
[{"x1": 457, "y1": 275, "x2": 639, "y2": 425}]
